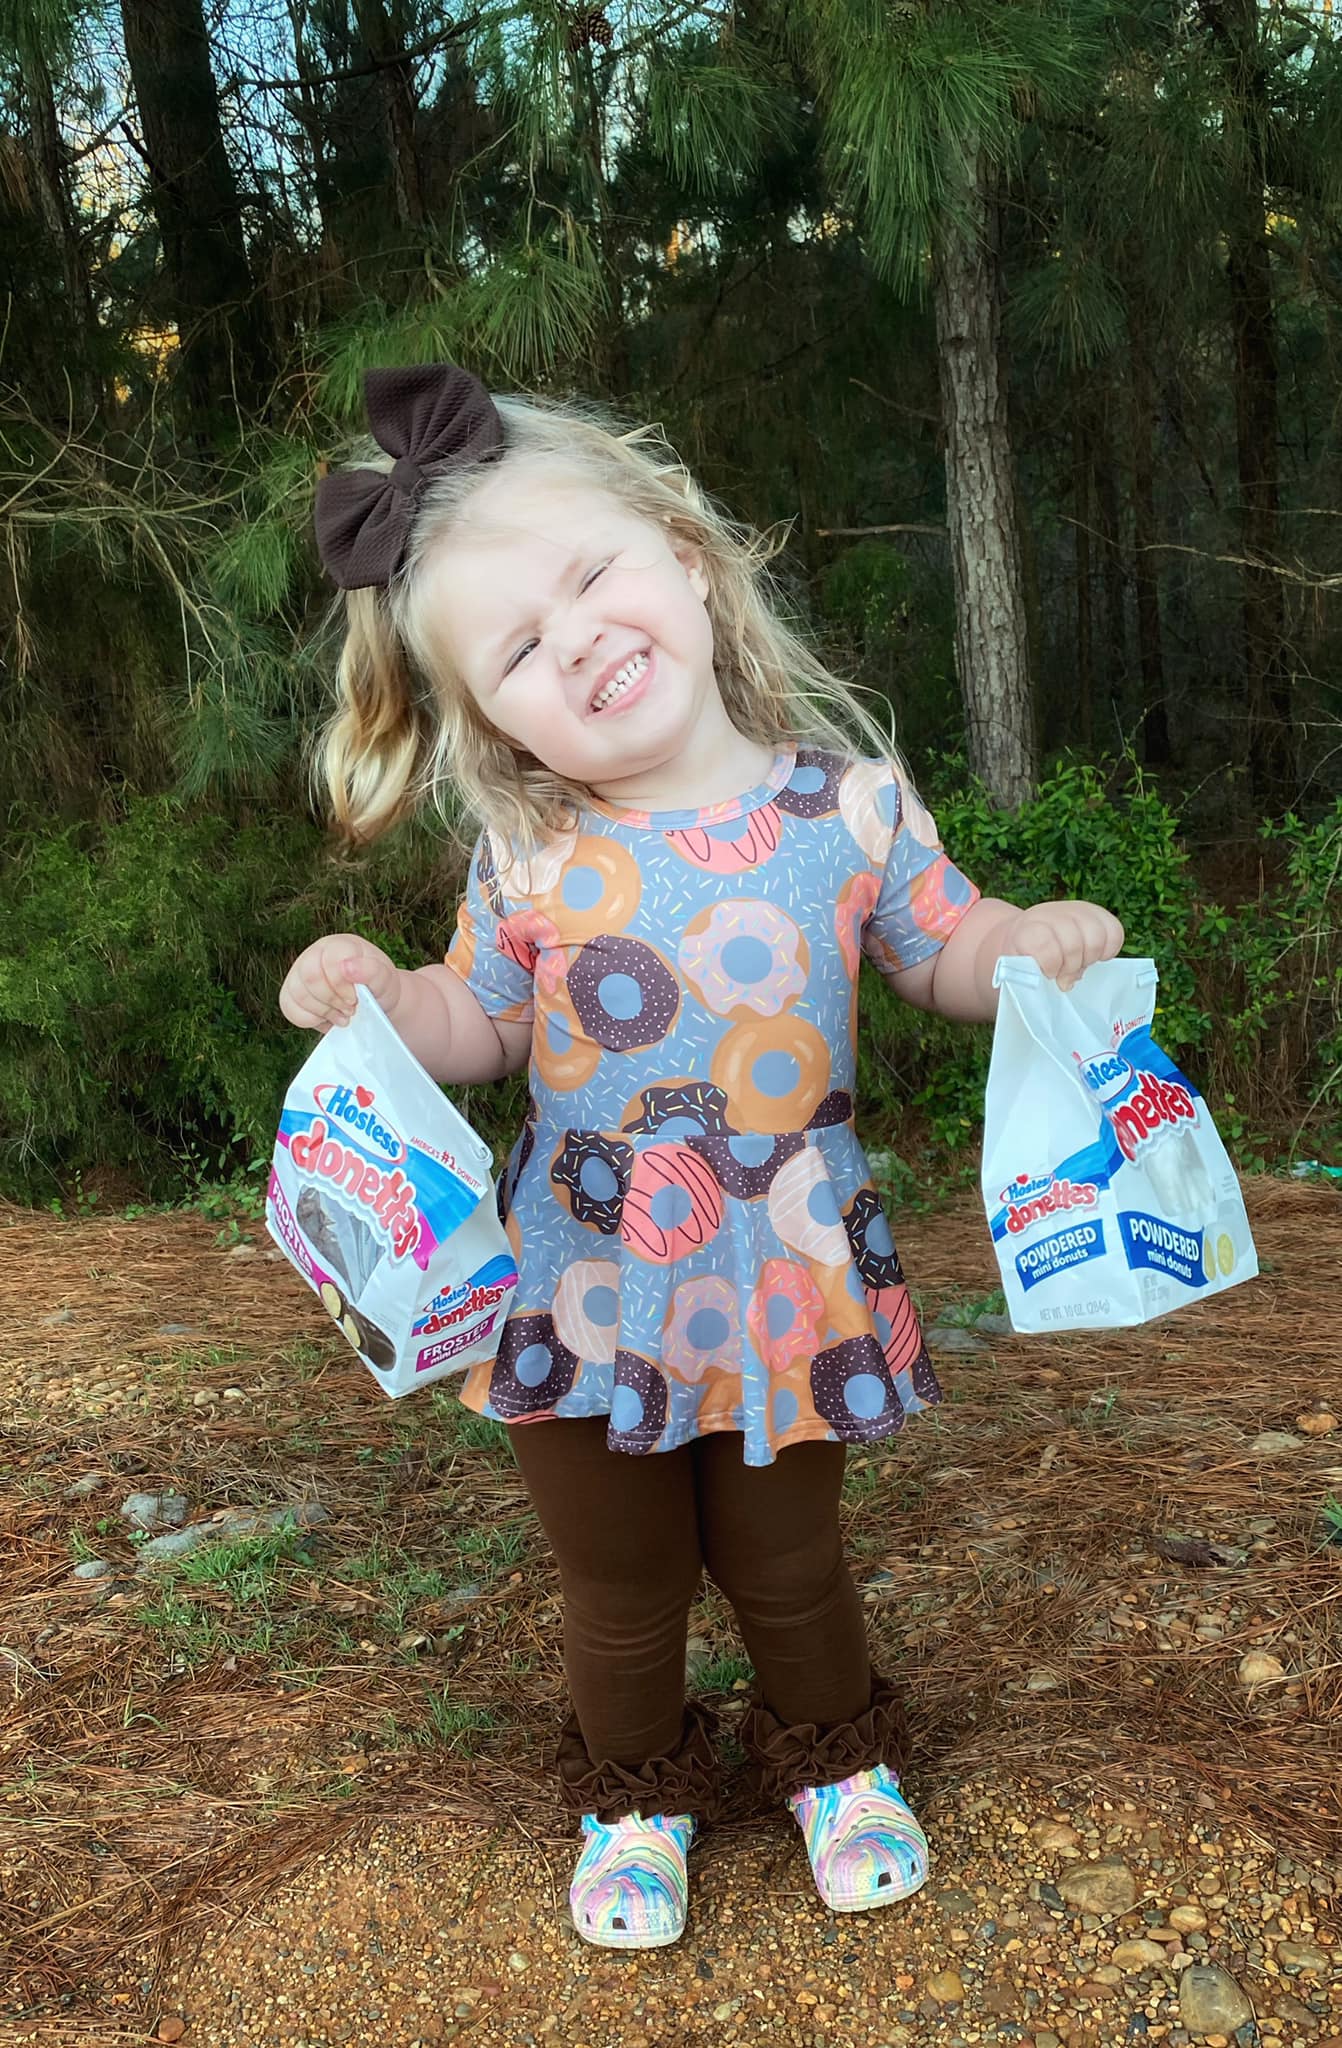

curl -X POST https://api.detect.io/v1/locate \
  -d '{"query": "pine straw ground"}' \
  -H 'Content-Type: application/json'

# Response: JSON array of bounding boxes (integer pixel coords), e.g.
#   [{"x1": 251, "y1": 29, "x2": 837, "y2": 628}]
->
[{"x1": 1, "y1": 1179, "x2": 1340, "y2": 2040}]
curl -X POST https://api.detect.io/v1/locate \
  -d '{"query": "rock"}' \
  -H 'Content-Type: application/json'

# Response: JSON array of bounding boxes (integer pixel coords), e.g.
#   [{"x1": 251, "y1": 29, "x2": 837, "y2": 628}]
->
[
  {"x1": 935, "y1": 1889, "x2": 978, "y2": 1915},
  {"x1": 1170, "y1": 1904, "x2": 1209, "y2": 1934},
  {"x1": 507, "y1": 1952, "x2": 528, "y2": 1972},
  {"x1": 134, "y1": 1526, "x2": 213, "y2": 1567},
  {"x1": 120, "y1": 1492, "x2": 189, "y2": 1532},
  {"x1": 156, "y1": 2020, "x2": 186, "y2": 2044},
  {"x1": 156, "y1": 1324, "x2": 196, "y2": 1337},
  {"x1": 1179, "y1": 1963, "x2": 1253, "y2": 2036},
  {"x1": 1036, "y1": 2034, "x2": 1063, "y2": 2048},
  {"x1": 1058, "y1": 1859, "x2": 1138, "y2": 1916},
  {"x1": 1276, "y1": 1941, "x2": 1329, "y2": 1973},
  {"x1": 925, "y1": 1970, "x2": 964, "y2": 2004},
  {"x1": 191, "y1": 1390, "x2": 215, "y2": 1408},
  {"x1": 1031, "y1": 1820, "x2": 1080, "y2": 1851},
  {"x1": 63, "y1": 1472, "x2": 105, "y2": 1500},
  {"x1": 1296, "y1": 1410, "x2": 1339, "y2": 1436},
  {"x1": 1091, "y1": 1966, "x2": 1124, "y2": 1986},
  {"x1": 41, "y1": 1307, "x2": 76, "y2": 1325},
  {"x1": 71, "y1": 1559, "x2": 111, "y2": 1581},
  {"x1": 684, "y1": 1634, "x2": 711, "y2": 1684},
  {"x1": 973, "y1": 1311, "x2": 1013, "y2": 1335},
  {"x1": 1113, "y1": 1938, "x2": 1171, "y2": 1970},
  {"x1": 1026, "y1": 1667, "x2": 1065, "y2": 1692},
  {"x1": 1249, "y1": 1431, "x2": 1303, "y2": 1455},
  {"x1": 227, "y1": 1242, "x2": 257, "y2": 1258},
  {"x1": 925, "y1": 1326, "x2": 988, "y2": 1356},
  {"x1": 1238, "y1": 1652, "x2": 1287, "y2": 1687}
]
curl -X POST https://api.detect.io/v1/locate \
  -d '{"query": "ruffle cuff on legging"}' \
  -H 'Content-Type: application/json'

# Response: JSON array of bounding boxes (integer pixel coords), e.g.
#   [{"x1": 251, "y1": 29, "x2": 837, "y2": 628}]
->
[
  {"x1": 738, "y1": 1669, "x2": 911, "y2": 1806},
  {"x1": 553, "y1": 1698, "x2": 722, "y2": 1825}
]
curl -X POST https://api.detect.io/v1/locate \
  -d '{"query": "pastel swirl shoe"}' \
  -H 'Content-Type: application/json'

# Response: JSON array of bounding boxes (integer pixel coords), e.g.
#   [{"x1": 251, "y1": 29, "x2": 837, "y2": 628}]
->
[
  {"x1": 788, "y1": 1763, "x2": 930, "y2": 1912},
  {"x1": 569, "y1": 1810, "x2": 695, "y2": 1949}
]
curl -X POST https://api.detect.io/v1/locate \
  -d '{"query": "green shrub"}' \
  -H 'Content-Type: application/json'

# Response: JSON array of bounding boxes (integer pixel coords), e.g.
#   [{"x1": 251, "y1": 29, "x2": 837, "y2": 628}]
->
[
  {"x1": 3, "y1": 766, "x2": 1337, "y2": 1209},
  {"x1": 857, "y1": 761, "x2": 1340, "y2": 1173}
]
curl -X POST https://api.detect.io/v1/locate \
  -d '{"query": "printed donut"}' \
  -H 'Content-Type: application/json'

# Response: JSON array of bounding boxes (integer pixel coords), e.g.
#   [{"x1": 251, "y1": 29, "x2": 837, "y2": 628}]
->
[
  {"x1": 746, "y1": 1257, "x2": 826, "y2": 1374},
  {"x1": 550, "y1": 1129, "x2": 634, "y2": 1235},
  {"x1": 767, "y1": 1147, "x2": 851, "y2": 1265},
  {"x1": 552, "y1": 1257, "x2": 621, "y2": 1364},
  {"x1": 620, "y1": 1144, "x2": 724, "y2": 1265},
  {"x1": 531, "y1": 978, "x2": 601, "y2": 1093},
  {"x1": 663, "y1": 1274, "x2": 741, "y2": 1383},
  {"x1": 838, "y1": 759, "x2": 903, "y2": 862},
  {"x1": 663, "y1": 802, "x2": 783, "y2": 874},
  {"x1": 498, "y1": 1113, "x2": 537, "y2": 1223},
  {"x1": 905, "y1": 1342, "x2": 943, "y2": 1408},
  {"x1": 488, "y1": 1312, "x2": 579, "y2": 1419},
  {"x1": 497, "y1": 906, "x2": 563, "y2": 990},
  {"x1": 476, "y1": 832, "x2": 506, "y2": 917},
  {"x1": 679, "y1": 900, "x2": 808, "y2": 1019},
  {"x1": 338, "y1": 1305, "x2": 397, "y2": 1373},
  {"x1": 843, "y1": 1184, "x2": 905, "y2": 1290},
  {"x1": 864, "y1": 1280, "x2": 923, "y2": 1376},
  {"x1": 609, "y1": 1349, "x2": 669, "y2": 1454},
  {"x1": 568, "y1": 935, "x2": 680, "y2": 1051},
  {"x1": 710, "y1": 1015, "x2": 831, "y2": 1134},
  {"x1": 908, "y1": 853, "x2": 977, "y2": 947},
  {"x1": 807, "y1": 1089, "x2": 854, "y2": 1131},
  {"x1": 536, "y1": 833, "x2": 642, "y2": 940},
  {"x1": 695, "y1": 1129, "x2": 804, "y2": 1200},
  {"x1": 774, "y1": 748, "x2": 843, "y2": 820},
  {"x1": 810, "y1": 1333, "x2": 906, "y2": 1442},
  {"x1": 621, "y1": 1080, "x2": 735, "y2": 1139},
  {"x1": 497, "y1": 825, "x2": 579, "y2": 899},
  {"x1": 687, "y1": 1360, "x2": 741, "y2": 1436},
  {"x1": 836, "y1": 869, "x2": 881, "y2": 976}
]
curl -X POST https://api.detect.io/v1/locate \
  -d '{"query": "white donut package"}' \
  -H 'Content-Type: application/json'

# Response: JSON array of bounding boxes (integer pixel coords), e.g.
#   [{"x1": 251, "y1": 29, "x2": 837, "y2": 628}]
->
[
  {"x1": 265, "y1": 983, "x2": 518, "y2": 1394},
  {"x1": 982, "y1": 956, "x2": 1257, "y2": 1332}
]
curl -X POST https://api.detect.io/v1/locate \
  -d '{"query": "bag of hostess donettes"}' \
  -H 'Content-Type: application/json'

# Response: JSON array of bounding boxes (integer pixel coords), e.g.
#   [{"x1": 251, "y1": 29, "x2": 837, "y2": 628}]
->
[
  {"x1": 266, "y1": 984, "x2": 518, "y2": 1395},
  {"x1": 982, "y1": 956, "x2": 1257, "y2": 1333}
]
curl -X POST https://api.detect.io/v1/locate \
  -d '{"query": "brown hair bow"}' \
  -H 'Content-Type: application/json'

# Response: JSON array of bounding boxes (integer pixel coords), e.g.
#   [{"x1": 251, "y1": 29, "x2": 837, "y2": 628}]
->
[{"x1": 314, "y1": 363, "x2": 505, "y2": 590}]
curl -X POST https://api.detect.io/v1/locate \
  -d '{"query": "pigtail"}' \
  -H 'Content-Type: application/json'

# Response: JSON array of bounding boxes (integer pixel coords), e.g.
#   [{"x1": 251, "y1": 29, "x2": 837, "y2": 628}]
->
[{"x1": 315, "y1": 585, "x2": 428, "y2": 845}]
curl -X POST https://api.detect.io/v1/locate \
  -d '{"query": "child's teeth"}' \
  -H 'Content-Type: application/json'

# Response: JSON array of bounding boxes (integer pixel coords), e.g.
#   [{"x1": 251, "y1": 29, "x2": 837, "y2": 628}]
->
[{"x1": 592, "y1": 652, "x2": 647, "y2": 712}]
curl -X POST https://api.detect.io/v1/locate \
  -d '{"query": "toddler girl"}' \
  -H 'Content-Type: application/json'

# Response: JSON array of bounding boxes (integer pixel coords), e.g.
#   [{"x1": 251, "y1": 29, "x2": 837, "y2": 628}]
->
[{"x1": 280, "y1": 363, "x2": 1122, "y2": 1950}]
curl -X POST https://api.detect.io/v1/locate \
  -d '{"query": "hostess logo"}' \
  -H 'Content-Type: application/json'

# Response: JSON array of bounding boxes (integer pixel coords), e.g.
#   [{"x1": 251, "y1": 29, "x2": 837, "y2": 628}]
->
[
  {"x1": 1077, "y1": 1050, "x2": 1136, "y2": 1107},
  {"x1": 999, "y1": 1170, "x2": 1100, "y2": 1235},
  {"x1": 311, "y1": 1082, "x2": 407, "y2": 1164}
]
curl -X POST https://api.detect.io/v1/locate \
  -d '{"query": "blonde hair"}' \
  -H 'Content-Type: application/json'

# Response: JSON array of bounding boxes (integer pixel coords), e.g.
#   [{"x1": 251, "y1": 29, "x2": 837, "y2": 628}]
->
[{"x1": 314, "y1": 391, "x2": 900, "y2": 851}]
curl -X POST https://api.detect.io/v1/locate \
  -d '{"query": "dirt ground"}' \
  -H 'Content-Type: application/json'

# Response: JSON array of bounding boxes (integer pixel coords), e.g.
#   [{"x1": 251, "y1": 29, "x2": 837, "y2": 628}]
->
[{"x1": 1, "y1": 1178, "x2": 1340, "y2": 2048}]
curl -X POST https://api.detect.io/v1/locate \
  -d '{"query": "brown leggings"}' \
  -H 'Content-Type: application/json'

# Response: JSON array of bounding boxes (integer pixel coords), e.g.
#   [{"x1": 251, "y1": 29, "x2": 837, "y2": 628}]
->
[{"x1": 508, "y1": 1417, "x2": 873, "y2": 1767}]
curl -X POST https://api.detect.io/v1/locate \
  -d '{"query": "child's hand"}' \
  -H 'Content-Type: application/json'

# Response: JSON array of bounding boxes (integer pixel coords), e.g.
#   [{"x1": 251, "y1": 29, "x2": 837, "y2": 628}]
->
[
  {"x1": 1004, "y1": 900, "x2": 1125, "y2": 992},
  {"x1": 279, "y1": 933, "x2": 403, "y2": 1032}
]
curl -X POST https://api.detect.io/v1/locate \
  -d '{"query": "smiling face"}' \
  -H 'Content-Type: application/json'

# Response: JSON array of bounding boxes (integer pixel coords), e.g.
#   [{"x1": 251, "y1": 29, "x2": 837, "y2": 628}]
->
[{"x1": 417, "y1": 470, "x2": 730, "y2": 807}]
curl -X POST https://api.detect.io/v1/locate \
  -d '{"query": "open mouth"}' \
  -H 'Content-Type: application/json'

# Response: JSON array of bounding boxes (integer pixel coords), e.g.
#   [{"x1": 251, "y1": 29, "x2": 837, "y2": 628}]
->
[{"x1": 589, "y1": 649, "x2": 651, "y2": 715}]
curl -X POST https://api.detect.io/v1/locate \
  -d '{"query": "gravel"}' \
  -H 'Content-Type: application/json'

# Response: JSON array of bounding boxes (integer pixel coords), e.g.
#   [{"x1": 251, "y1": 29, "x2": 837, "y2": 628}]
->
[{"x1": 122, "y1": 1769, "x2": 1342, "y2": 2048}]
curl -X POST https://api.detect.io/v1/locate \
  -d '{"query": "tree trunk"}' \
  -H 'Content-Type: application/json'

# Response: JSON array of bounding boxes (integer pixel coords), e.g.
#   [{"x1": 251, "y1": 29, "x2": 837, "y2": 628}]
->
[
  {"x1": 352, "y1": 0, "x2": 425, "y2": 228},
  {"x1": 1072, "y1": 406, "x2": 1093, "y2": 751},
  {"x1": 1209, "y1": 0, "x2": 1293, "y2": 801},
  {"x1": 931, "y1": 146, "x2": 1036, "y2": 806},
  {"x1": 1090, "y1": 382, "x2": 1129, "y2": 747},
  {"x1": 1127, "y1": 308, "x2": 1170, "y2": 765},
  {"x1": 120, "y1": 0, "x2": 271, "y2": 425},
  {"x1": 19, "y1": 31, "x2": 103, "y2": 422}
]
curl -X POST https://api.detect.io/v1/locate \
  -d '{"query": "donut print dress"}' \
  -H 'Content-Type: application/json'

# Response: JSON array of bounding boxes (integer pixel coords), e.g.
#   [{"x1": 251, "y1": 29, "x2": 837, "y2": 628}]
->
[{"x1": 445, "y1": 748, "x2": 980, "y2": 1467}]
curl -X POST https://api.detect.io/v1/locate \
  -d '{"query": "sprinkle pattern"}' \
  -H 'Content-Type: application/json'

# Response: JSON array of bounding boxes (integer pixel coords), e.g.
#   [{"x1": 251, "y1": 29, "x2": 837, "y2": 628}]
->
[
  {"x1": 569, "y1": 1810, "x2": 696, "y2": 1949},
  {"x1": 788, "y1": 1763, "x2": 931, "y2": 1913},
  {"x1": 447, "y1": 750, "x2": 979, "y2": 1465}
]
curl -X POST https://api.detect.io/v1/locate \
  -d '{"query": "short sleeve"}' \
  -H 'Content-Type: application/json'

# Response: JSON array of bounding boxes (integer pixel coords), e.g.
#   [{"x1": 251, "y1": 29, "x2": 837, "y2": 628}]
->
[
  {"x1": 861, "y1": 766, "x2": 980, "y2": 978},
  {"x1": 445, "y1": 830, "x2": 537, "y2": 1024}
]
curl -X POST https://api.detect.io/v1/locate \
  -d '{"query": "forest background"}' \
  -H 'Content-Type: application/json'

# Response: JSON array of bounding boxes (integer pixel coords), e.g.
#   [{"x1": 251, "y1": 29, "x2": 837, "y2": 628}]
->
[{"x1": 1, "y1": 0, "x2": 1340, "y2": 1215}]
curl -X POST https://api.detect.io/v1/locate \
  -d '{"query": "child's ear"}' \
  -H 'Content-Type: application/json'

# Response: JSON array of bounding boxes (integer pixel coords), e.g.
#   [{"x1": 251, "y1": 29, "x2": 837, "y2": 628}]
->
[{"x1": 674, "y1": 540, "x2": 709, "y2": 601}]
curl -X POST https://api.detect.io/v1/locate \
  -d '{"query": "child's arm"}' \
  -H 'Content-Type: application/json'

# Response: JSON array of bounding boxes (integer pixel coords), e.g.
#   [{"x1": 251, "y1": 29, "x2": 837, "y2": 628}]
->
[
  {"x1": 889, "y1": 897, "x2": 1125, "y2": 1023},
  {"x1": 280, "y1": 935, "x2": 532, "y2": 1084}
]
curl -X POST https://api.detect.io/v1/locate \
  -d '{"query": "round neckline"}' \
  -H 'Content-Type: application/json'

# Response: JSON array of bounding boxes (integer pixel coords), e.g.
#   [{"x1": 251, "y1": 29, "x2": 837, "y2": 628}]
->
[{"x1": 586, "y1": 747, "x2": 797, "y2": 829}]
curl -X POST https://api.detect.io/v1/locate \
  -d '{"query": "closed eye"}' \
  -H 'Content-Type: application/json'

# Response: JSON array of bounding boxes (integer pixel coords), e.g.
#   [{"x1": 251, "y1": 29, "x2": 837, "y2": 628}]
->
[
  {"x1": 502, "y1": 638, "x2": 538, "y2": 677},
  {"x1": 581, "y1": 559, "x2": 612, "y2": 591}
]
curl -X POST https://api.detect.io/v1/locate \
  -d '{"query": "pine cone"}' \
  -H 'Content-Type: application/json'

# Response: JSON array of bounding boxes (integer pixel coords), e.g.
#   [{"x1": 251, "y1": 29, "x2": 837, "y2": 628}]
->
[{"x1": 567, "y1": 7, "x2": 613, "y2": 50}]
